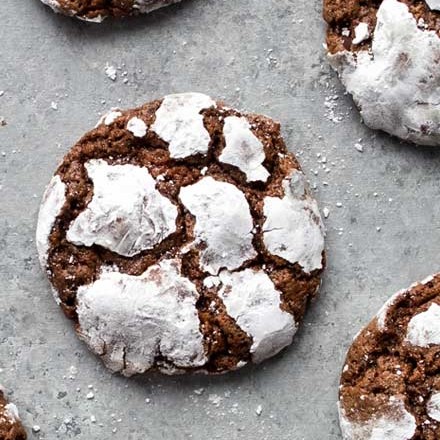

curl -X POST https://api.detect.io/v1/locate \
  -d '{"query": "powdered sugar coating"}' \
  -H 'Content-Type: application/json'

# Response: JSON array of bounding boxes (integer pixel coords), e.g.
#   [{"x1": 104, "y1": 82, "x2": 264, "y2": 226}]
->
[
  {"x1": 405, "y1": 303, "x2": 440, "y2": 347},
  {"x1": 218, "y1": 268, "x2": 296, "y2": 363},
  {"x1": 262, "y1": 169, "x2": 324, "y2": 273},
  {"x1": 352, "y1": 23, "x2": 370, "y2": 45},
  {"x1": 67, "y1": 159, "x2": 178, "y2": 257},
  {"x1": 426, "y1": 0, "x2": 440, "y2": 11},
  {"x1": 179, "y1": 176, "x2": 257, "y2": 275},
  {"x1": 3, "y1": 404, "x2": 19, "y2": 422},
  {"x1": 76, "y1": 259, "x2": 207, "y2": 376},
  {"x1": 329, "y1": 0, "x2": 440, "y2": 146},
  {"x1": 427, "y1": 392, "x2": 440, "y2": 421},
  {"x1": 219, "y1": 116, "x2": 270, "y2": 182},
  {"x1": 151, "y1": 93, "x2": 216, "y2": 159},
  {"x1": 127, "y1": 117, "x2": 147, "y2": 137},
  {"x1": 339, "y1": 398, "x2": 417, "y2": 440},
  {"x1": 36, "y1": 175, "x2": 66, "y2": 268}
]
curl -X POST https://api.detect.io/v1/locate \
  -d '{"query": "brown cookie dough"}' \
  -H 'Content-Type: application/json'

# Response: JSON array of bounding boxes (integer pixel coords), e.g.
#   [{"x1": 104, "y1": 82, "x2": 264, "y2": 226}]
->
[
  {"x1": 323, "y1": 0, "x2": 440, "y2": 146},
  {"x1": 40, "y1": 0, "x2": 181, "y2": 21},
  {"x1": 36, "y1": 93, "x2": 325, "y2": 376},
  {"x1": 0, "y1": 390, "x2": 26, "y2": 440},
  {"x1": 339, "y1": 274, "x2": 440, "y2": 440}
]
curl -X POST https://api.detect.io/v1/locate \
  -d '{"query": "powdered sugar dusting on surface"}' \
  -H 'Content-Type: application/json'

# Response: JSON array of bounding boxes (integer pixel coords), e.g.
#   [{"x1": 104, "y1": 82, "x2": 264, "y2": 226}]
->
[
  {"x1": 4, "y1": 403, "x2": 19, "y2": 422},
  {"x1": 127, "y1": 117, "x2": 147, "y2": 137},
  {"x1": 329, "y1": 0, "x2": 440, "y2": 146},
  {"x1": 427, "y1": 392, "x2": 440, "y2": 421},
  {"x1": 218, "y1": 268, "x2": 296, "y2": 363},
  {"x1": 67, "y1": 160, "x2": 177, "y2": 257},
  {"x1": 219, "y1": 116, "x2": 270, "y2": 182},
  {"x1": 339, "y1": 398, "x2": 416, "y2": 440},
  {"x1": 426, "y1": 0, "x2": 440, "y2": 11},
  {"x1": 151, "y1": 93, "x2": 216, "y2": 159},
  {"x1": 76, "y1": 259, "x2": 207, "y2": 376},
  {"x1": 405, "y1": 303, "x2": 440, "y2": 347},
  {"x1": 179, "y1": 176, "x2": 257, "y2": 275},
  {"x1": 263, "y1": 169, "x2": 325, "y2": 273},
  {"x1": 36, "y1": 175, "x2": 66, "y2": 268}
]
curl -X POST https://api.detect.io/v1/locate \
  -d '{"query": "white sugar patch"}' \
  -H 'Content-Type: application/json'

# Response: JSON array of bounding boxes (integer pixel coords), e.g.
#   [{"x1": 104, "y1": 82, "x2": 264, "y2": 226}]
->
[
  {"x1": 426, "y1": 0, "x2": 440, "y2": 11},
  {"x1": 329, "y1": 0, "x2": 440, "y2": 146},
  {"x1": 67, "y1": 160, "x2": 177, "y2": 257},
  {"x1": 406, "y1": 303, "x2": 440, "y2": 347},
  {"x1": 339, "y1": 398, "x2": 416, "y2": 440},
  {"x1": 36, "y1": 175, "x2": 66, "y2": 268},
  {"x1": 352, "y1": 22, "x2": 370, "y2": 45},
  {"x1": 127, "y1": 117, "x2": 147, "y2": 137},
  {"x1": 96, "y1": 109, "x2": 122, "y2": 127},
  {"x1": 218, "y1": 268, "x2": 296, "y2": 363},
  {"x1": 151, "y1": 93, "x2": 215, "y2": 159},
  {"x1": 263, "y1": 169, "x2": 325, "y2": 273},
  {"x1": 4, "y1": 403, "x2": 19, "y2": 421},
  {"x1": 76, "y1": 259, "x2": 207, "y2": 376},
  {"x1": 219, "y1": 116, "x2": 269, "y2": 182},
  {"x1": 179, "y1": 176, "x2": 257, "y2": 275},
  {"x1": 427, "y1": 392, "x2": 440, "y2": 421}
]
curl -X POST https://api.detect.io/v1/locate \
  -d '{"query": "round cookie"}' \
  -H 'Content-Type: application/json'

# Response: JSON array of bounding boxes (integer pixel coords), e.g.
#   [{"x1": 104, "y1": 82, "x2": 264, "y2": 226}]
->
[
  {"x1": 40, "y1": 0, "x2": 181, "y2": 22},
  {"x1": 36, "y1": 92, "x2": 325, "y2": 376},
  {"x1": 323, "y1": 0, "x2": 440, "y2": 146},
  {"x1": 339, "y1": 274, "x2": 440, "y2": 440},
  {"x1": 0, "y1": 389, "x2": 26, "y2": 440}
]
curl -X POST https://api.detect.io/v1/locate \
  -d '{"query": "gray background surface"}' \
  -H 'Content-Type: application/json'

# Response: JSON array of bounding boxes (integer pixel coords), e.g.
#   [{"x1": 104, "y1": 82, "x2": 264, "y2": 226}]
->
[{"x1": 1, "y1": 0, "x2": 440, "y2": 438}]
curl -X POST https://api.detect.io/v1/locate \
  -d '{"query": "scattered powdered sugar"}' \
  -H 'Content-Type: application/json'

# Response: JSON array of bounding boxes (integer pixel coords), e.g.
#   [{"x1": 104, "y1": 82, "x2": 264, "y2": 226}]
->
[
  {"x1": 127, "y1": 117, "x2": 147, "y2": 137},
  {"x1": 329, "y1": 0, "x2": 440, "y2": 146},
  {"x1": 339, "y1": 398, "x2": 417, "y2": 440},
  {"x1": 262, "y1": 169, "x2": 325, "y2": 273},
  {"x1": 67, "y1": 159, "x2": 177, "y2": 258},
  {"x1": 36, "y1": 175, "x2": 66, "y2": 268},
  {"x1": 105, "y1": 64, "x2": 117, "y2": 81},
  {"x1": 179, "y1": 176, "x2": 257, "y2": 275},
  {"x1": 219, "y1": 116, "x2": 269, "y2": 182},
  {"x1": 405, "y1": 303, "x2": 440, "y2": 347},
  {"x1": 76, "y1": 259, "x2": 207, "y2": 376},
  {"x1": 427, "y1": 392, "x2": 440, "y2": 421},
  {"x1": 218, "y1": 268, "x2": 296, "y2": 363},
  {"x1": 151, "y1": 93, "x2": 216, "y2": 159}
]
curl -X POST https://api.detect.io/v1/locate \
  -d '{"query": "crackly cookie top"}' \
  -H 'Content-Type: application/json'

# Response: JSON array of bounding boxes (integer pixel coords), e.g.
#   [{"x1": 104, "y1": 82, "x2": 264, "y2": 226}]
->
[
  {"x1": 339, "y1": 274, "x2": 440, "y2": 439},
  {"x1": 0, "y1": 390, "x2": 26, "y2": 440},
  {"x1": 36, "y1": 93, "x2": 325, "y2": 376},
  {"x1": 39, "y1": 0, "x2": 182, "y2": 21},
  {"x1": 324, "y1": 0, "x2": 440, "y2": 146}
]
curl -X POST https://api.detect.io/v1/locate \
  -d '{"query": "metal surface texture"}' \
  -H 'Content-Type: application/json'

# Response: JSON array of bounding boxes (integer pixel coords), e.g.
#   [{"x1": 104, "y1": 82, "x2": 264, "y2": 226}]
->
[{"x1": 1, "y1": 0, "x2": 440, "y2": 438}]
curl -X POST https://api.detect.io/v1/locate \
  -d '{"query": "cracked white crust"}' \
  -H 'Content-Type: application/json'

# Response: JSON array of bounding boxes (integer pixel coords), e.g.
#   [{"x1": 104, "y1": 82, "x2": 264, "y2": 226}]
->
[
  {"x1": 151, "y1": 93, "x2": 216, "y2": 159},
  {"x1": 36, "y1": 175, "x2": 66, "y2": 268},
  {"x1": 218, "y1": 268, "x2": 296, "y2": 363},
  {"x1": 76, "y1": 259, "x2": 207, "y2": 376},
  {"x1": 339, "y1": 398, "x2": 417, "y2": 440},
  {"x1": 219, "y1": 116, "x2": 270, "y2": 182},
  {"x1": 179, "y1": 176, "x2": 257, "y2": 275},
  {"x1": 127, "y1": 117, "x2": 147, "y2": 137},
  {"x1": 405, "y1": 302, "x2": 440, "y2": 347},
  {"x1": 262, "y1": 169, "x2": 325, "y2": 273},
  {"x1": 67, "y1": 159, "x2": 178, "y2": 257},
  {"x1": 40, "y1": 0, "x2": 182, "y2": 21},
  {"x1": 329, "y1": 0, "x2": 440, "y2": 146}
]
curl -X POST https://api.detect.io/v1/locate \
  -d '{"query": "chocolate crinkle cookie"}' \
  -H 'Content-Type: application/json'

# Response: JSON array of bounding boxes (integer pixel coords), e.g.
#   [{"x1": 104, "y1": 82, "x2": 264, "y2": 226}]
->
[
  {"x1": 323, "y1": 0, "x2": 440, "y2": 146},
  {"x1": 36, "y1": 93, "x2": 326, "y2": 376},
  {"x1": 40, "y1": 0, "x2": 181, "y2": 21},
  {"x1": 0, "y1": 390, "x2": 26, "y2": 440},
  {"x1": 339, "y1": 274, "x2": 440, "y2": 440}
]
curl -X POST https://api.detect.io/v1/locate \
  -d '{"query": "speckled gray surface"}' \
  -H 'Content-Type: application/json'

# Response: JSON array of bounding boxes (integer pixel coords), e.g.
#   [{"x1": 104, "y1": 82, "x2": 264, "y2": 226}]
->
[{"x1": 1, "y1": 0, "x2": 440, "y2": 439}]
